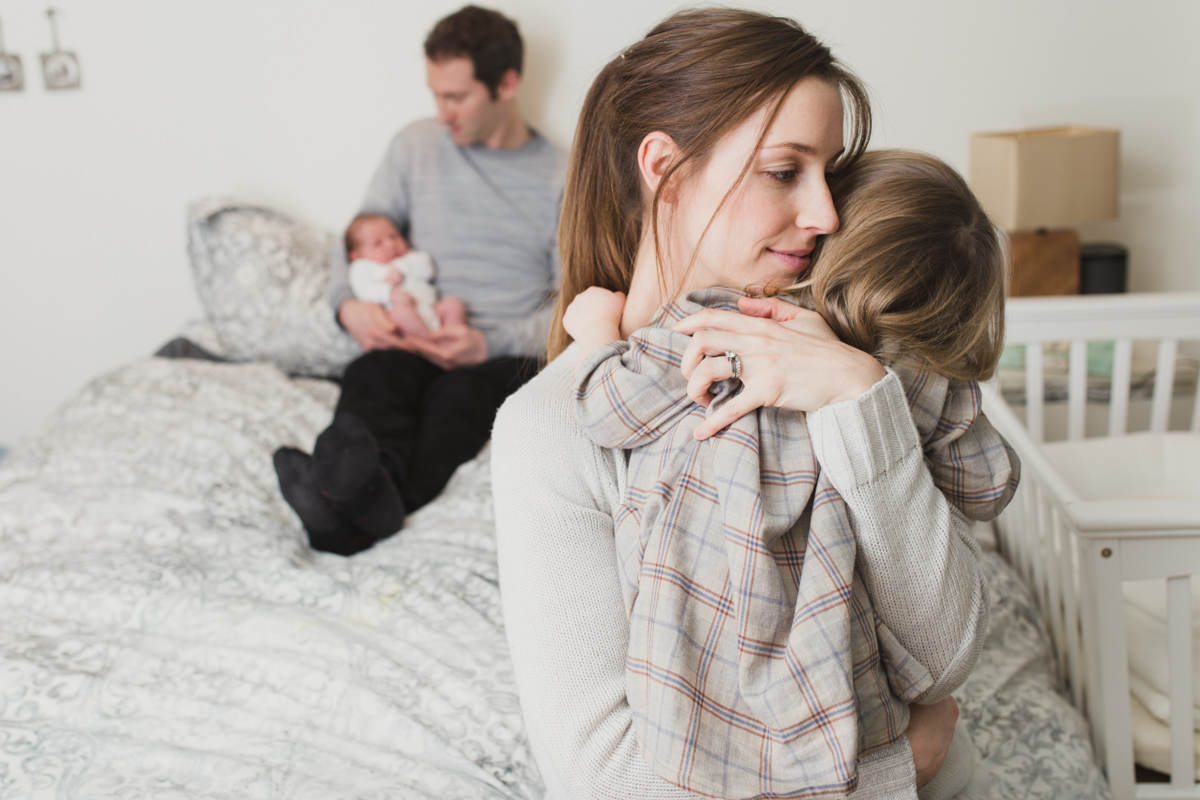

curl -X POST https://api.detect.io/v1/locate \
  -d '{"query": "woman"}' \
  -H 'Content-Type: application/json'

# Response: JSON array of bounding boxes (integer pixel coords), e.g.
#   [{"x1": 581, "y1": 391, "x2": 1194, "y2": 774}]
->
[{"x1": 492, "y1": 9, "x2": 982, "y2": 798}]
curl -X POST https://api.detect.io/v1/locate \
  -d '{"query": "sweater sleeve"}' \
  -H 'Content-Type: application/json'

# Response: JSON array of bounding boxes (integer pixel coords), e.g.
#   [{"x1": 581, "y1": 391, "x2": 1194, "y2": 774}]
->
[
  {"x1": 492, "y1": 355, "x2": 919, "y2": 800},
  {"x1": 806, "y1": 370, "x2": 989, "y2": 704},
  {"x1": 481, "y1": 297, "x2": 556, "y2": 359},
  {"x1": 479, "y1": 220, "x2": 560, "y2": 359}
]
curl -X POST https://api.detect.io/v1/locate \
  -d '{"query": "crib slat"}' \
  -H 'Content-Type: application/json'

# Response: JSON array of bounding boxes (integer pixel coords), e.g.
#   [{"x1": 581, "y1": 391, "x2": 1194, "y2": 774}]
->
[
  {"x1": 1109, "y1": 339, "x2": 1133, "y2": 436},
  {"x1": 1068, "y1": 340, "x2": 1088, "y2": 440},
  {"x1": 1047, "y1": 510, "x2": 1068, "y2": 684},
  {"x1": 1192, "y1": 376, "x2": 1200, "y2": 434},
  {"x1": 1033, "y1": 486, "x2": 1050, "y2": 615},
  {"x1": 1151, "y1": 339, "x2": 1178, "y2": 433},
  {"x1": 1079, "y1": 543, "x2": 1105, "y2": 771},
  {"x1": 1018, "y1": 484, "x2": 1034, "y2": 587},
  {"x1": 1167, "y1": 575, "x2": 1195, "y2": 788},
  {"x1": 1004, "y1": 486, "x2": 1027, "y2": 586},
  {"x1": 1027, "y1": 343, "x2": 1045, "y2": 442},
  {"x1": 1063, "y1": 532, "x2": 1084, "y2": 711},
  {"x1": 1027, "y1": 483, "x2": 1046, "y2": 612}
]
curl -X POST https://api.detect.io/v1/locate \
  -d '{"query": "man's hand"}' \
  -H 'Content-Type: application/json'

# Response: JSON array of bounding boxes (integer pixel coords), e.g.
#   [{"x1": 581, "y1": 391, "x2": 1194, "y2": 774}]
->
[
  {"x1": 338, "y1": 299, "x2": 410, "y2": 352},
  {"x1": 407, "y1": 323, "x2": 488, "y2": 370}
]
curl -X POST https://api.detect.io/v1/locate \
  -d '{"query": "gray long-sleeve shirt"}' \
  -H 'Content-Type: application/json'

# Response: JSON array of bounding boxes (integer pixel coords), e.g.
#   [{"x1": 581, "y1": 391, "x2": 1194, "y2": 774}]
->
[{"x1": 329, "y1": 118, "x2": 566, "y2": 359}]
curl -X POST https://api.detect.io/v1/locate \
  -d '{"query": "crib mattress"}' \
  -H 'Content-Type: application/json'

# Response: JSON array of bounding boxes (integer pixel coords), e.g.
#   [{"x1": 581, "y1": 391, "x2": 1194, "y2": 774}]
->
[{"x1": 1041, "y1": 431, "x2": 1200, "y2": 503}]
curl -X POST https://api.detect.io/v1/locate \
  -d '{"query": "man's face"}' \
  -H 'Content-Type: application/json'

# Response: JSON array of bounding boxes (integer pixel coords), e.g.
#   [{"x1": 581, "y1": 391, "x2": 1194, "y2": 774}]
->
[{"x1": 426, "y1": 56, "x2": 508, "y2": 147}]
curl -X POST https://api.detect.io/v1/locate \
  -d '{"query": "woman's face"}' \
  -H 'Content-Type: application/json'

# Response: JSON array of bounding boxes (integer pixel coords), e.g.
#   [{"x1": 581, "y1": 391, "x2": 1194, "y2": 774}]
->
[{"x1": 669, "y1": 77, "x2": 844, "y2": 294}]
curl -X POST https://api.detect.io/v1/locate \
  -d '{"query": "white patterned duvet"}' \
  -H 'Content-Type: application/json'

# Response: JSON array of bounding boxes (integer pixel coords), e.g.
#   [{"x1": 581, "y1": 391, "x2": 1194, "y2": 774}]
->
[{"x1": 0, "y1": 357, "x2": 1108, "y2": 799}]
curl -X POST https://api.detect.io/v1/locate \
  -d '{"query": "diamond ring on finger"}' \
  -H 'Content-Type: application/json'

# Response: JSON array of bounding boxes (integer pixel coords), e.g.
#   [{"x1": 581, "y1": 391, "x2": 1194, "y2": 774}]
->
[{"x1": 725, "y1": 350, "x2": 742, "y2": 380}]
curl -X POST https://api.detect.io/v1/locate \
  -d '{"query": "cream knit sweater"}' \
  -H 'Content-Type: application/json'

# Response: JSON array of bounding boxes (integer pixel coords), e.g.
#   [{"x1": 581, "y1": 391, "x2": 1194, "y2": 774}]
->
[{"x1": 492, "y1": 350, "x2": 988, "y2": 800}]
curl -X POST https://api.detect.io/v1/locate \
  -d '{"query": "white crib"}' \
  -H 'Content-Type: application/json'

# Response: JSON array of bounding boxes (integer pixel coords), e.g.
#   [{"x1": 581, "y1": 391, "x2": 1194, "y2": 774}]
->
[{"x1": 984, "y1": 291, "x2": 1200, "y2": 800}]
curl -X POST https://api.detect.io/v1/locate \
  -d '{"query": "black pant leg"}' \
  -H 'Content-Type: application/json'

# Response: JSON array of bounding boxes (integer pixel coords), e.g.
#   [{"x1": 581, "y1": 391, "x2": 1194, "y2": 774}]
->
[
  {"x1": 335, "y1": 349, "x2": 443, "y2": 471},
  {"x1": 402, "y1": 356, "x2": 538, "y2": 511}
]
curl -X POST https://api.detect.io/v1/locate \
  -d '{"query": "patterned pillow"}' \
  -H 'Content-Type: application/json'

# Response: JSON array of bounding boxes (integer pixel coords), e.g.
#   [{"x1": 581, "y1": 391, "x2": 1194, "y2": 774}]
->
[{"x1": 187, "y1": 198, "x2": 362, "y2": 378}]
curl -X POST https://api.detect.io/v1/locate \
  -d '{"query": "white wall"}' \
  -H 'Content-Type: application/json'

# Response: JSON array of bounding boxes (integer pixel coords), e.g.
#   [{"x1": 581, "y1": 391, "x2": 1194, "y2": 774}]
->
[{"x1": 3, "y1": 0, "x2": 1198, "y2": 446}]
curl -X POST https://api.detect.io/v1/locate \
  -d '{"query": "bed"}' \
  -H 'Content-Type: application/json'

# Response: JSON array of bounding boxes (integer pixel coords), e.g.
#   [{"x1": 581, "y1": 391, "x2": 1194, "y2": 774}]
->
[
  {"x1": 986, "y1": 291, "x2": 1200, "y2": 800},
  {"x1": 0, "y1": 199, "x2": 1111, "y2": 798}
]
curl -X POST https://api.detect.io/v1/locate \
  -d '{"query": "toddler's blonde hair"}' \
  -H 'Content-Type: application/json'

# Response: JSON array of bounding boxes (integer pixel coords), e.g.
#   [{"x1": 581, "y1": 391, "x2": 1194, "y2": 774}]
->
[{"x1": 783, "y1": 150, "x2": 1006, "y2": 381}]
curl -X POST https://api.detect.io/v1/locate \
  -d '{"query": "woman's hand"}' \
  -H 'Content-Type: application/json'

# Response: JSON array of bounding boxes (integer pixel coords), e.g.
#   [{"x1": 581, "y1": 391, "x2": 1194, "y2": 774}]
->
[
  {"x1": 672, "y1": 296, "x2": 886, "y2": 440},
  {"x1": 907, "y1": 696, "x2": 960, "y2": 788}
]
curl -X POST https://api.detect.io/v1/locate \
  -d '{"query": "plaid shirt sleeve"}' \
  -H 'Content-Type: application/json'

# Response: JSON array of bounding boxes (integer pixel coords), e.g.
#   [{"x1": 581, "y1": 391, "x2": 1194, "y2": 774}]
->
[
  {"x1": 574, "y1": 328, "x2": 701, "y2": 450},
  {"x1": 890, "y1": 364, "x2": 1021, "y2": 522}
]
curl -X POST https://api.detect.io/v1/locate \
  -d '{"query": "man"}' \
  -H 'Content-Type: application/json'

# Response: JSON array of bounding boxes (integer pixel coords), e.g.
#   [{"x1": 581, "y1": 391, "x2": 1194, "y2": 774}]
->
[{"x1": 274, "y1": 5, "x2": 565, "y2": 556}]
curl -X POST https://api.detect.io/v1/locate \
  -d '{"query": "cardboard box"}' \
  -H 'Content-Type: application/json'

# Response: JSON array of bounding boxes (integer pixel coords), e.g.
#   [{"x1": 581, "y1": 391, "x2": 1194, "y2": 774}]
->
[{"x1": 969, "y1": 126, "x2": 1119, "y2": 230}]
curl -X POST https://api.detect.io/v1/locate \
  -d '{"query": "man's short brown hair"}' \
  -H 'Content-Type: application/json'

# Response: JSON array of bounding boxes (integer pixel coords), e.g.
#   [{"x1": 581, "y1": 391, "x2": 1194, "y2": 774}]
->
[{"x1": 424, "y1": 5, "x2": 523, "y2": 98}]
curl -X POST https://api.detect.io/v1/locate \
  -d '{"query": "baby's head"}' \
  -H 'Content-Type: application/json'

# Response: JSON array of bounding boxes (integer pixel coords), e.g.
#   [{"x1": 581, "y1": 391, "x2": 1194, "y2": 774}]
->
[
  {"x1": 797, "y1": 150, "x2": 1006, "y2": 381},
  {"x1": 345, "y1": 214, "x2": 410, "y2": 263}
]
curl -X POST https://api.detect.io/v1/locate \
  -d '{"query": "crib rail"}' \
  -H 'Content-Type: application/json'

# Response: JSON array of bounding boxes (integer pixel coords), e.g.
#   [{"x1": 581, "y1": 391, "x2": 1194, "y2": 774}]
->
[
  {"x1": 1001, "y1": 292, "x2": 1200, "y2": 441},
  {"x1": 987, "y1": 292, "x2": 1200, "y2": 800}
]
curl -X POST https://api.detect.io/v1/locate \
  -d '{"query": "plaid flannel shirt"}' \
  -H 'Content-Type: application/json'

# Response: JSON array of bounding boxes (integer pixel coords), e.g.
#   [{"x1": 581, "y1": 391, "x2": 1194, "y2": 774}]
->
[{"x1": 573, "y1": 288, "x2": 1019, "y2": 799}]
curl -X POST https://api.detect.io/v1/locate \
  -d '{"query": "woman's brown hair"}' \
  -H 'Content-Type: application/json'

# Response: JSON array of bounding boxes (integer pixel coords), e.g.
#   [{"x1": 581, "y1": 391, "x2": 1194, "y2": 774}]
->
[
  {"x1": 549, "y1": 8, "x2": 871, "y2": 360},
  {"x1": 793, "y1": 150, "x2": 1006, "y2": 381}
]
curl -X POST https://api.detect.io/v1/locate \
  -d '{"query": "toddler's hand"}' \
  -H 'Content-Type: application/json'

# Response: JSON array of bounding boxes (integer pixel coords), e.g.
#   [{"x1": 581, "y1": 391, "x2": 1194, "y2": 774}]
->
[
  {"x1": 563, "y1": 287, "x2": 625, "y2": 341},
  {"x1": 386, "y1": 270, "x2": 405, "y2": 287}
]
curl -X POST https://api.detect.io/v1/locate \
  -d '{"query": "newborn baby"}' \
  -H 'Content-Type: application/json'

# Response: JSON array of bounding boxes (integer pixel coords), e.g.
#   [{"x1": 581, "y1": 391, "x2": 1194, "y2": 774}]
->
[{"x1": 344, "y1": 213, "x2": 467, "y2": 340}]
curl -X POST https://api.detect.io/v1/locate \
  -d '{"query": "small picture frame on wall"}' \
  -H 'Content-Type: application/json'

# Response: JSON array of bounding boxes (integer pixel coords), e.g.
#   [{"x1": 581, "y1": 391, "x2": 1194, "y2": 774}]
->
[
  {"x1": 0, "y1": 53, "x2": 21, "y2": 92},
  {"x1": 42, "y1": 50, "x2": 80, "y2": 90}
]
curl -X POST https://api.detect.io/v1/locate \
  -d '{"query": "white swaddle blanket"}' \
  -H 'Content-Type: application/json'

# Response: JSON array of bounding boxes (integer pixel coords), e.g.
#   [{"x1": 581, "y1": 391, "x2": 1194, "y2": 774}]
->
[{"x1": 348, "y1": 252, "x2": 440, "y2": 331}]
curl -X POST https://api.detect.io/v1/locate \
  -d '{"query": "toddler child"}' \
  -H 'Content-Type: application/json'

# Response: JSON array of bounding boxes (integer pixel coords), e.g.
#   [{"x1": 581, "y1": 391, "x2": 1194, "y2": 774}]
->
[
  {"x1": 344, "y1": 213, "x2": 467, "y2": 340},
  {"x1": 563, "y1": 151, "x2": 1018, "y2": 800}
]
